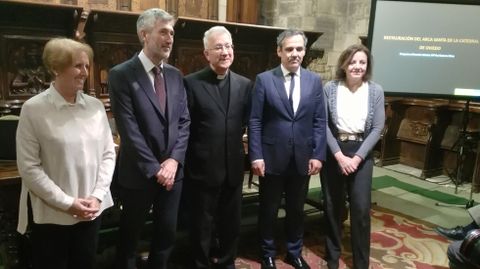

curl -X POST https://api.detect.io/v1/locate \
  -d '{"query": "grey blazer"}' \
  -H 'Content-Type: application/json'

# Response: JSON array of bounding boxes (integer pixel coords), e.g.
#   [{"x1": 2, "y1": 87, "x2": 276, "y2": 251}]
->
[{"x1": 324, "y1": 80, "x2": 385, "y2": 159}]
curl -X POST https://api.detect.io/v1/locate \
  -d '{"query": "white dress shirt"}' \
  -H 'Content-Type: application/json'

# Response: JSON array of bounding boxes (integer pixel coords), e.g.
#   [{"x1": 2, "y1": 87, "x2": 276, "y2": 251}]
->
[
  {"x1": 16, "y1": 84, "x2": 116, "y2": 233},
  {"x1": 138, "y1": 50, "x2": 164, "y2": 93},
  {"x1": 280, "y1": 65, "x2": 301, "y2": 114}
]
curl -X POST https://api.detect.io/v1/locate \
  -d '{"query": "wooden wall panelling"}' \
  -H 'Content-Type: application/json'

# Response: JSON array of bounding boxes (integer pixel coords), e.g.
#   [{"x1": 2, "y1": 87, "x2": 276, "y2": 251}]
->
[
  {"x1": 177, "y1": 0, "x2": 216, "y2": 19},
  {"x1": 375, "y1": 97, "x2": 403, "y2": 167},
  {"x1": 85, "y1": 9, "x2": 141, "y2": 98},
  {"x1": 0, "y1": 1, "x2": 83, "y2": 101},
  {"x1": 117, "y1": 0, "x2": 132, "y2": 11},
  {"x1": 227, "y1": 0, "x2": 258, "y2": 24},
  {"x1": 395, "y1": 98, "x2": 450, "y2": 179},
  {"x1": 138, "y1": 0, "x2": 166, "y2": 11}
]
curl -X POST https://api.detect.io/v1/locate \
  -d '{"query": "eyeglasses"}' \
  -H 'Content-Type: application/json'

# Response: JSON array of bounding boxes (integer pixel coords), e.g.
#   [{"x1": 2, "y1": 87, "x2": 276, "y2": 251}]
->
[{"x1": 209, "y1": 43, "x2": 234, "y2": 52}]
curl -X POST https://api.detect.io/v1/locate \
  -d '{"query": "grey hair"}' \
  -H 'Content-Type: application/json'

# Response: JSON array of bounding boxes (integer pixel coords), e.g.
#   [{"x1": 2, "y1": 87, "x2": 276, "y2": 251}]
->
[
  {"x1": 136, "y1": 8, "x2": 175, "y2": 45},
  {"x1": 203, "y1": 26, "x2": 232, "y2": 49},
  {"x1": 276, "y1": 29, "x2": 308, "y2": 49}
]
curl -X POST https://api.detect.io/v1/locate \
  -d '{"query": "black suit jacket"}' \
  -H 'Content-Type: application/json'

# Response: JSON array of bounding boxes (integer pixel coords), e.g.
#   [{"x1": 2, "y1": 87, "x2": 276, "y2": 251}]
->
[
  {"x1": 184, "y1": 67, "x2": 252, "y2": 187},
  {"x1": 108, "y1": 55, "x2": 190, "y2": 190}
]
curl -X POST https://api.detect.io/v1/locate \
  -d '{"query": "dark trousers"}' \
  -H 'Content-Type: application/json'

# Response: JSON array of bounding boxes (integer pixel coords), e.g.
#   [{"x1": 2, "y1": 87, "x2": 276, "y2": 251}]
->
[
  {"x1": 114, "y1": 180, "x2": 183, "y2": 269},
  {"x1": 321, "y1": 140, "x2": 373, "y2": 269},
  {"x1": 258, "y1": 172, "x2": 310, "y2": 258},
  {"x1": 187, "y1": 180, "x2": 242, "y2": 269},
  {"x1": 30, "y1": 217, "x2": 102, "y2": 269}
]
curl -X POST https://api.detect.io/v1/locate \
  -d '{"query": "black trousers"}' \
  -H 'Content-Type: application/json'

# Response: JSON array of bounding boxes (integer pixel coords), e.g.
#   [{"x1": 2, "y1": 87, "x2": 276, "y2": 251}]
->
[
  {"x1": 114, "y1": 180, "x2": 183, "y2": 269},
  {"x1": 258, "y1": 172, "x2": 310, "y2": 258},
  {"x1": 30, "y1": 217, "x2": 102, "y2": 269},
  {"x1": 187, "y1": 179, "x2": 242, "y2": 269},
  {"x1": 321, "y1": 140, "x2": 373, "y2": 269}
]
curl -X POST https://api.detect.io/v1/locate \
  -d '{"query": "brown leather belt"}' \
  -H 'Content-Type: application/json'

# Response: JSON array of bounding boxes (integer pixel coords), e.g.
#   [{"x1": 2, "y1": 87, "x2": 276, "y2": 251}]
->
[{"x1": 337, "y1": 133, "x2": 363, "y2": 142}]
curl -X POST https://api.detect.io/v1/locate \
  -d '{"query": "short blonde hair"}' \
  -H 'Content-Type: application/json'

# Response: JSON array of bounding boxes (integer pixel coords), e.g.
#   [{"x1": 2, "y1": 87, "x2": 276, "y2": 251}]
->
[{"x1": 42, "y1": 38, "x2": 93, "y2": 75}]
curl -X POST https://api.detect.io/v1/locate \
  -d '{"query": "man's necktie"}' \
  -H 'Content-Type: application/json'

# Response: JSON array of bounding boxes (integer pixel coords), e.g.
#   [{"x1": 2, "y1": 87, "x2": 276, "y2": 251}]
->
[
  {"x1": 153, "y1": 66, "x2": 166, "y2": 114},
  {"x1": 288, "y1": 72, "x2": 295, "y2": 109}
]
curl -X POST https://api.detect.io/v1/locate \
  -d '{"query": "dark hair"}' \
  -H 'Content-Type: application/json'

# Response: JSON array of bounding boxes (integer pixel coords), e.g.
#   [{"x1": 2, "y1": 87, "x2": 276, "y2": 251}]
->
[
  {"x1": 276, "y1": 29, "x2": 308, "y2": 49},
  {"x1": 335, "y1": 44, "x2": 372, "y2": 82}
]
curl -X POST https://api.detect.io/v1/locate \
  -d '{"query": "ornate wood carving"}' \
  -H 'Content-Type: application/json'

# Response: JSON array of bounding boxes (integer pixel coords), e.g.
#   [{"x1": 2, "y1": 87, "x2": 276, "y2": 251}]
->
[
  {"x1": 0, "y1": 1, "x2": 81, "y2": 100},
  {"x1": 85, "y1": 10, "x2": 140, "y2": 97},
  {"x1": 94, "y1": 41, "x2": 140, "y2": 96},
  {"x1": 5, "y1": 37, "x2": 51, "y2": 98},
  {"x1": 393, "y1": 99, "x2": 450, "y2": 178}
]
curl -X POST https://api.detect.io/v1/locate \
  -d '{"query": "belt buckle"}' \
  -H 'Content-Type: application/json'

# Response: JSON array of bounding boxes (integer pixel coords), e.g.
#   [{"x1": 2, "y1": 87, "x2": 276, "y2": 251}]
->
[{"x1": 338, "y1": 133, "x2": 363, "y2": 142}]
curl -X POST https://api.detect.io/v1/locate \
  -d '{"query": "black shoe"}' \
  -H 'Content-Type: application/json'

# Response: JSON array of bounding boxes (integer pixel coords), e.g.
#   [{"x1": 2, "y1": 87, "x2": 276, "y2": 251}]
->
[
  {"x1": 261, "y1": 257, "x2": 277, "y2": 269},
  {"x1": 435, "y1": 226, "x2": 467, "y2": 240},
  {"x1": 284, "y1": 255, "x2": 310, "y2": 269}
]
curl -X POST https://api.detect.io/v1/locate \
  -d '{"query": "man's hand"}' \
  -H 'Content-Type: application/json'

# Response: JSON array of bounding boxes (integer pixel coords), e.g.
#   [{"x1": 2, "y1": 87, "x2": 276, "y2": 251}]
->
[
  {"x1": 308, "y1": 159, "x2": 322, "y2": 175},
  {"x1": 251, "y1": 160, "x2": 265, "y2": 177},
  {"x1": 156, "y1": 158, "x2": 178, "y2": 190}
]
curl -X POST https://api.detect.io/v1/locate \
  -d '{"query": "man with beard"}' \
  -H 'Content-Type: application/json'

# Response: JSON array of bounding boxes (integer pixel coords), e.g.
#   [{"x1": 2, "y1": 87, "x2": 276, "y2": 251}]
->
[{"x1": 108, "y1": 8, "x2": 190, "y2": 269}]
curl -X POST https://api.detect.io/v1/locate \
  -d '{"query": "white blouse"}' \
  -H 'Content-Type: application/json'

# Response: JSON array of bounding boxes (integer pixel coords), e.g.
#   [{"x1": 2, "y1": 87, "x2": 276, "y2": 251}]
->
[
  {"x1": 16, "y1": 85, "x2": 116, "y2": 234},
  {"x1": 336, "y1": 81, "x2": 369, "y2": 134}
]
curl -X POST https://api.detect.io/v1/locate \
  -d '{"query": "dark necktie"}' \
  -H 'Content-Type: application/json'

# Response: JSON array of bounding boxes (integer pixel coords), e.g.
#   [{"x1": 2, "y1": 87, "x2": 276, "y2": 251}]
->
[
  {"x1": 152, "y1": 66, "x2": 166, "y2": 114},
  {"x1": 289, "y1": 72, "x2": 295, "y2": 109}
]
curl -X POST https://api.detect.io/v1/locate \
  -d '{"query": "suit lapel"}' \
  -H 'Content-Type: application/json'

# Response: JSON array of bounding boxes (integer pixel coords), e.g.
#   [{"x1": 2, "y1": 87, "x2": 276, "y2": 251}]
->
[
  {"x1": 272, "y1": 67, "x2": 294, "y2": 116},
  {"x1": 131, "y1": 57, "x2": 166, "y2": 119},
  {"x1": 164, "y1": 66, "x2": 176, "y2": 119}
]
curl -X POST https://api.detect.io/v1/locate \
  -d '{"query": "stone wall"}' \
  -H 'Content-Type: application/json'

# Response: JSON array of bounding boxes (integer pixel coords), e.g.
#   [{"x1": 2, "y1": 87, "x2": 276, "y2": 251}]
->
[{"x1": 259, "y1": 0, "x2": 371, "y2": 81}]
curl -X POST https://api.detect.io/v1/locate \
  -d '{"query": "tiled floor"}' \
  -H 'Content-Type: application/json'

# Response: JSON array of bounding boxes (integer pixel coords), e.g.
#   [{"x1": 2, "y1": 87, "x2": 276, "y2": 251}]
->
[{"x1": 373, "y1": 164, "x2": 478, "y2": 227}]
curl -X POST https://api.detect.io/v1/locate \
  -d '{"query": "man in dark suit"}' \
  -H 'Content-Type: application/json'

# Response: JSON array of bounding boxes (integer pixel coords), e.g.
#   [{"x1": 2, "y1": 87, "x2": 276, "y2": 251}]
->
[
  {"x1": 183, "y1": 26, "x2": 252, "y2": 269},
  {"x1": 248, "y1": 29, "x2": 326, "y2": 269},
  {"x1": 108, "y1": 8, "x2": 190, "y2": 269}
]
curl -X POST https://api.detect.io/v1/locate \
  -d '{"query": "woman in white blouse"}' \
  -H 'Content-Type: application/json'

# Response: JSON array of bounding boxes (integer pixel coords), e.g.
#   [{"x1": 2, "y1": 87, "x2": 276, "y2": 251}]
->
[
  {"x1": 16, "y1": 38, "x2": 115, "y2": 269},
  {"x1": 321, "y1": 44, "x2": 385, "y2": 269}
]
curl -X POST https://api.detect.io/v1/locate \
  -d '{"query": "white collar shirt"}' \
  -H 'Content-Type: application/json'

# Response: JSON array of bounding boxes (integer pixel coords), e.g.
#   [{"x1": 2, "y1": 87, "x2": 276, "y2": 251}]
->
[
  {"x1": 138, "y1": 50, "x2": 164, "y2": 93},
  {"x1": 16, "y1": 84, "x2": 116, "y2": 233},
  {"x1": 280, "y1": 65, "x2": 301, "y2": 114}
]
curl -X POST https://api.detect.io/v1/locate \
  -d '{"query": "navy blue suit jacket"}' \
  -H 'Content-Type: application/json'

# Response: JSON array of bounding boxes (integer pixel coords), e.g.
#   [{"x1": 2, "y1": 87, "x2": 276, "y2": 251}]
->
[
  {"x1": 108, "y1": 55, "x2": 190, "y2": 189},
  {"x1": 248, "y1": 66, "x2": 326, "y2": 176}
]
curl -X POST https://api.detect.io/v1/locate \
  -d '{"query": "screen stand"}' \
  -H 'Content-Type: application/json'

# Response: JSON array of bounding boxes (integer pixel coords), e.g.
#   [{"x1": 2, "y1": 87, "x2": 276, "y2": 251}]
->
[{"x1": 436, "y1": 100, "x2": 477, "y2": 208}]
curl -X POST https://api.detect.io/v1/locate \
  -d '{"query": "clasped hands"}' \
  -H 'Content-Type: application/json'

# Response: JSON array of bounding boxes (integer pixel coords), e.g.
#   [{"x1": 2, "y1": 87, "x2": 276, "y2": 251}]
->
[
  {"x1": 156, "y1": 158, "x2": 178, "y2": 191},
  {"x1": 334, "y1": 152, "x2": 362, "y2": 175},
  {"x1": 67, "y1": 196, "x2": 100, "y2": 220}
]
